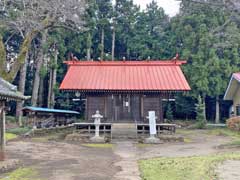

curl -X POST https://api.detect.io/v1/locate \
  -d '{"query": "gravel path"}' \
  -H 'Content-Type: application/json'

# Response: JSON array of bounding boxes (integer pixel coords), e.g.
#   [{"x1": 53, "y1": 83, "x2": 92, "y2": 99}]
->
[{"x1": 113, "y1": 141, "x2": 141, "y2": 180}]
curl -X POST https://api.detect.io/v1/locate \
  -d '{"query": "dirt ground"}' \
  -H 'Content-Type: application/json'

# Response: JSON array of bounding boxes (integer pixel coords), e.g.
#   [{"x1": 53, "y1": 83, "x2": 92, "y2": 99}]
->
[
  {"x1": 1, "y1": 129, "x2": 240, "y2": 180},
  {"x1": 2, "y1": 140, "x2": 119, "y2": 180}
]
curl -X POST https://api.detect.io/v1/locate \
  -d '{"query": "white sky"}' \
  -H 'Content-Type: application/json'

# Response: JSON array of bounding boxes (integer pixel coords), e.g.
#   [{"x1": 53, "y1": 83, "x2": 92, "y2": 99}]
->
[{"x1": 133, "y1": 0, "x2": 180, "y2": 17}]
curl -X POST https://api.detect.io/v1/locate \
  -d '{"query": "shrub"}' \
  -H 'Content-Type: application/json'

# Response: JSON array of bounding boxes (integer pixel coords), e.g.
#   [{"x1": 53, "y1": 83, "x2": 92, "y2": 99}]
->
[
  {"x1": 227, "y1": 117, "x2": 240, "y2": 131},
  {"x1": 195, "y1": 95, "x2": 207, "y2": 129}
]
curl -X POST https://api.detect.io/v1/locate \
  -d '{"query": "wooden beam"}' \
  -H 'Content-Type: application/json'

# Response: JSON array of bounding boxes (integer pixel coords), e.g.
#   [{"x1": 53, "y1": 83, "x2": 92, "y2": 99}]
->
[
  {"x1": 140, "y1": 95, "x2": 144, "y2": 120},
  {"x1": 159, "y1": 97, "x2": 164, "y2": 123},
  {"x1": 0, "y1": 100, "x2": 6, "y2": 161}
]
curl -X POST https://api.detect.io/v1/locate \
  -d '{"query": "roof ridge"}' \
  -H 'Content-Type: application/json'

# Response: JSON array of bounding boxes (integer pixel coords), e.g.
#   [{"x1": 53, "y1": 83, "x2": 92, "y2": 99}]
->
[{"x1": 64, "y1": 60, "x2": 187, "y2": 66}]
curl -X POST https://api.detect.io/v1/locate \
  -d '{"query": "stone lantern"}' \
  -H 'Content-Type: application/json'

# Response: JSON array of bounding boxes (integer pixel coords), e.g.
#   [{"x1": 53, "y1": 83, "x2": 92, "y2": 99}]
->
[{"x1": 90, "y1": 110, "x2": 105, "y2": 143}]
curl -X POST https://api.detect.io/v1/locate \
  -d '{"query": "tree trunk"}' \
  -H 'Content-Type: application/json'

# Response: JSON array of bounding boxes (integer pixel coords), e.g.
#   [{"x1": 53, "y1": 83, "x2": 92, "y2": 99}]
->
[
  {"x1": 0, "y1": 101, "x2": 6, "y2": 161},
  {"x1": 202, "y1": 94, "x2": 207, "y2": 122},
  {"x1": 47, "y1": 67, "x2": 53, "y2": 108},
  {"x1": 86, "y1": 33, "x2": 91, "y2": 60},
  {"x1": 215, "y1": 96, "x2": 220, "y2": 124},
  {"x1": 100, "y1": 28, "x2": 105, "y2": 60},
  {"x1": 51, "y1": 50, "x2": 57, "y2": 108},
  {"x1": 16, "y1": 52, "x2": 28, "y2": 126},
  {"x1": 111, "y1": 26, "x2": 115, "y2": 61},
  {"x1": 0, "y1": 31, "x2": 37, "y2": 82},
  {"x1": 47, "y1": 48, "x2": 58, "y2": 108},
  {"x1": 38, "y1": 76, "x2": 44, "y2": 106},
  {"x1": 31, "y1": 30, "x2": 47, "y2": 106}
]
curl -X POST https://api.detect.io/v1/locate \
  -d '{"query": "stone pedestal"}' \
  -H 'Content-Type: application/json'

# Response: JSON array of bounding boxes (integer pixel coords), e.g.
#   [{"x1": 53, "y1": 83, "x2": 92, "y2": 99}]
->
[
  {"x1": 90, "y1": 136, "x2": 105, "y2": 143},
  {"x1": 144, "y1": 134, "x2": 162, "y2": 144}
]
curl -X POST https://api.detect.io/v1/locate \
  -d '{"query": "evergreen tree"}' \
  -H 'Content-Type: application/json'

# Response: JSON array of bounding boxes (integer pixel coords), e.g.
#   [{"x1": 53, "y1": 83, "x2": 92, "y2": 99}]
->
[
  {"x1": 195, "y1": 95, "x2": 207, "y2": 129},
  {"x1": 95, "y1": 0, "x2": 112, "y2": 60},
  {"x1": 114, "y1": 0, "x2": 140, "y2": 59},
  {"x1": 128, "y1": 0, "x2": 169, "y2": 59}
]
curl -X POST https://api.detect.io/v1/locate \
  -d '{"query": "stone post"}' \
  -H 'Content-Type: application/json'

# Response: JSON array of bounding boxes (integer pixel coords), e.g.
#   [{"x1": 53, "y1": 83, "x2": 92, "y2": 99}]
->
[
  {"x1": 145, "y1": 111, "x2": 161, "y2": 144},
  {"x1": 90, "y1": 110, "x2": 105, "y2": 143}
]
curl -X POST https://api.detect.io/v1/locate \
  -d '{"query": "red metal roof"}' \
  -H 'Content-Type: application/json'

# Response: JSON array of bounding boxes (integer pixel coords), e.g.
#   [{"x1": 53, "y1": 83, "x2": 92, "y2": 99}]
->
[{"x1": 60, "y1": 61, "x2": 191, "y2": 92}]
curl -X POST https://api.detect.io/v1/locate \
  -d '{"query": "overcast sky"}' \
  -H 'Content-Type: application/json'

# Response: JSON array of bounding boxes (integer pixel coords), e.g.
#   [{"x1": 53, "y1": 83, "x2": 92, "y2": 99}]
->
[{"x1": 132, "y1": 0, "x2": 180, "y2": 17}]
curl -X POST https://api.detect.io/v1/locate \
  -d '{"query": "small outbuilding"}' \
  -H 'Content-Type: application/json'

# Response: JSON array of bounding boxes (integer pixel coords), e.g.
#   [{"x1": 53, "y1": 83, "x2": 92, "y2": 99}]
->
[
  {"x1": 22, "y1": 106, "x2": 79, "y2": 128},
  {"x1": 224, "y1": 72, "x2": 240, "y2": 116},
  {"x1": 60, "y1": 60, "x2": 191, "y2": 123},
  {"x1": 0, "y1": 77, "x2": 29, "y2": 160}
]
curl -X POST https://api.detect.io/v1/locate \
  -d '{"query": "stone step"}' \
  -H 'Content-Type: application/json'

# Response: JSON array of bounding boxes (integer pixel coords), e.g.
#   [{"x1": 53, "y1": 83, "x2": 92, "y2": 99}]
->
[{"x1": 112, "y1": 123, "x2": 137, "y2": 140}]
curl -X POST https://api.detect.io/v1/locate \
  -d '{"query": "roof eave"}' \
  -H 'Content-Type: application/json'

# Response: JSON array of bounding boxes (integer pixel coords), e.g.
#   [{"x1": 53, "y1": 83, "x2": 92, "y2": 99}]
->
[
  {"x1": 0, "y1": 93, "x2": 31, "y2": 101},
  {"x1": 59, "y1": 89, "x2": 191, "y2": 93},
  {"x1": 224, "y1": 75, "x2": 236, "y2": 100}
]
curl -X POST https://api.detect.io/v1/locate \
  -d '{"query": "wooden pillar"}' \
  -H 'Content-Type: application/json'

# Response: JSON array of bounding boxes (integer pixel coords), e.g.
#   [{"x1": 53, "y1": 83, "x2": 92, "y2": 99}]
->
[
  {"x1": 112, "y1": 95, "x2": 114, "y2": 122},
  {"x1": 159, "y1": 97, "x2": 164, "y2": 123},
  {"x1": 140, "y1": 95, "x2": 144, "y2": 121},
  {"x1": 104, "y1": 96, "x2": 107, "y2": 120},
  {"x1": 0, "y1": 100, "x2": 6, "y2": 161},
  {"x1": 85, "y1": 97, "x2": 89, "y2": 121}
]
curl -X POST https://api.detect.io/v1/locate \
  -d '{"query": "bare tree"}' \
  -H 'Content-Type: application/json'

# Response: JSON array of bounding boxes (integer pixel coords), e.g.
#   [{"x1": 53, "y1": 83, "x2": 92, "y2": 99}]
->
[
  {"x1": 0, "y1": 0, "x2": 86, "y2": 80},
  {"x1": 47, "y1": 43, "x2": 58, "y2": 108},
  {"x1": 0, "y1": 0, "x2": 86, "y2": 123}
]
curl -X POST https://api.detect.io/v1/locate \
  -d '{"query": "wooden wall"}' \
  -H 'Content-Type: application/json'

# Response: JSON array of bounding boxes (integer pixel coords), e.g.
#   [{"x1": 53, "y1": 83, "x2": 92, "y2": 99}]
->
[
  {"x1": 86, "y1": 96, "x2": 105, "y2": 121},
  {"x1": 86, "y1": 94, "x2": 163, "y2": 123},
  {"x1": 143, "y1": 95, "x2": 163, "y2": 122}
]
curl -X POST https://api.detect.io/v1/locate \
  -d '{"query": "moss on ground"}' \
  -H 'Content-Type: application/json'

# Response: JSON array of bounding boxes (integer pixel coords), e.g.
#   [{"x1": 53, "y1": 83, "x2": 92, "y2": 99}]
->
[
  {"x1": 6, "y1": 133, "x2": 17, "y2": 141},
  {"x1": 139, "y1": 153, "x2": 240, "y2": 180},
  {"x1": 183, "y1": 137, "x2": 193, "y2": 143},
  {"x1": 81, "y1": 143, "x2": 114, "y2": 148},
  {"x1": 0, "y1": 168, "x2": 40, "y2": 180}
]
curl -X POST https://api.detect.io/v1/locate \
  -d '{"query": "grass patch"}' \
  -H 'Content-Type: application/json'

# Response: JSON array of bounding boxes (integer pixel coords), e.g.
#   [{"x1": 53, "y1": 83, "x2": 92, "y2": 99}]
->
[
  {"x1": 227, "y1": 140, "x2": 240, "y2": 146},
  {"x1": 7, "y1": 127, "x2": 31, "y2": 135},
  {"x1": 176, "y1": 129, "x2": 195, "y2": 135},
  {"x1": 183, "y1": 138, "x2": 193, "y2": 143},
  {"x1": 31, "y1": 133, "x2": 66, "y2": 142},
  {"x1": 208, "y1": 128, "x2": 240, "y2": 138},
  {"x1": 0, "y1": 168, "x2": 39, "y2": 180},
  {"x1": 31, "y1": 137, "x2": 50, "y2": 142},
  {"x1": 5, "y1": 133, "x2": 17, "y2": 141},
  {"x1": 220, "y1": 140, "x2": 240, "y2": 148},
  {"x1": 139, "y1": 153, "x2": 240, "y2": 180},
  {"x1": 82, "y1": 143, "x2": 114, "y2": 148},
  {"x1": 208, "y1": 128, "x2": 240, "y2": 148}
]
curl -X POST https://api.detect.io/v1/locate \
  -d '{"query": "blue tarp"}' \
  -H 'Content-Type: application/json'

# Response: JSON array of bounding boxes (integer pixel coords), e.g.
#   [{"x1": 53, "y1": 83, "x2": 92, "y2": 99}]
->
[{"x1": 23, "y1": 106, "x2": 80, "y2": 114}]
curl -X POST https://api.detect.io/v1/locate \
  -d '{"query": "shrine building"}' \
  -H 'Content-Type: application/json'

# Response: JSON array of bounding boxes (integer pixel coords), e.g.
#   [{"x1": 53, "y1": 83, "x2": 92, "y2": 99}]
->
[{"x1": 60, "y1": 59, "x2": 191, "y2": 123}]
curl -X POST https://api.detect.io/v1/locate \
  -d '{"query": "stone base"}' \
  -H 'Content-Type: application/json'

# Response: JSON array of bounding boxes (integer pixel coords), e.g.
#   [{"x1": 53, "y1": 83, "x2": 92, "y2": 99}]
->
[
  {"x1": 90, "y1": 136, "x2": 105, "y2": 143},
  {"x1": 144, "y1": 136, "x2": 162, "y2": 144}
]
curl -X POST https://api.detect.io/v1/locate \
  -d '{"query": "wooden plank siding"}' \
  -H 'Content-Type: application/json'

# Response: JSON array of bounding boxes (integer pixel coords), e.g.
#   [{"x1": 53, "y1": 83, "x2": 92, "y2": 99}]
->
[
  {"x1": 143, "y1": 96, "x2": 163, "y2": 123},
  {"x1": 87, "y1": 96, "x2": 105, "y2": 121},
  {"x1": 86, "y1": 94, "x2": 164, "y2": 123}
]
